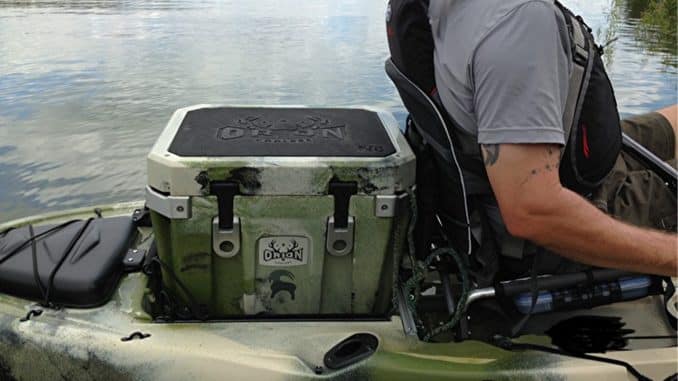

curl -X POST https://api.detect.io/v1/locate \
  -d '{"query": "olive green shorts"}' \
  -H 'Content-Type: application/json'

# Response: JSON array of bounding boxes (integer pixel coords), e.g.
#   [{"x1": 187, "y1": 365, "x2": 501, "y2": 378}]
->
[{"x1": 592, "y1": 112, "x2": 676, "y2": 231}]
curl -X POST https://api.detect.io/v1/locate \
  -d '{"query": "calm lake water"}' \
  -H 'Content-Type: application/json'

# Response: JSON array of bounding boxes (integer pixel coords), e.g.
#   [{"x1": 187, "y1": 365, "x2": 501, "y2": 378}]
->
[{"x1": 0, "y1": 0, "x2": 676, "y2": 222}]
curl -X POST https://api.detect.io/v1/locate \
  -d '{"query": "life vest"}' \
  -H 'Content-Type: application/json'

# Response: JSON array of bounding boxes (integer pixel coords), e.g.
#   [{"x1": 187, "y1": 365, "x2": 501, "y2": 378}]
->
[{"x1": 386, "y1": 0, "x2": 622, "y2": 282}]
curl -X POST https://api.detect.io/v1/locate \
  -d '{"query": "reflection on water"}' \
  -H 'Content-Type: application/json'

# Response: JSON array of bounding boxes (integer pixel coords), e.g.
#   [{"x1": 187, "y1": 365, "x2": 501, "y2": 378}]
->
[
  {"x1": 605, "y1": 0, "x2": 677, "y2": 68},
  {"x1": 0, "y1": 0, "x2": 676, "y2": 222},
  {"x1": 631, "y1": 0, "x2": 677, "y2": 65}
]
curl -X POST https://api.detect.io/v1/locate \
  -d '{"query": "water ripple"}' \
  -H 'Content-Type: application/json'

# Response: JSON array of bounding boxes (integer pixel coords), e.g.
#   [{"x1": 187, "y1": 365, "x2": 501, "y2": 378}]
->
[{"x1": 0, "y1": 0, "x2": 676, "y2": 222}]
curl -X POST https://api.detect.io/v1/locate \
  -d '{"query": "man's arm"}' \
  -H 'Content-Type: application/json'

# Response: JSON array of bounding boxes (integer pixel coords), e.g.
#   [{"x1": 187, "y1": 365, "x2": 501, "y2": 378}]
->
[{"x1": 482, "y1": 143, "x2": 677, "y2": 276}]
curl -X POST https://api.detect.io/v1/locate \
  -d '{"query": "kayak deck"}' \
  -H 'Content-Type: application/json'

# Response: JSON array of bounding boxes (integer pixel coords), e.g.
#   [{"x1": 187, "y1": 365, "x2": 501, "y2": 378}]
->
[{"x1": 0, "y1": 204, "x2": 675, "y2": 381}]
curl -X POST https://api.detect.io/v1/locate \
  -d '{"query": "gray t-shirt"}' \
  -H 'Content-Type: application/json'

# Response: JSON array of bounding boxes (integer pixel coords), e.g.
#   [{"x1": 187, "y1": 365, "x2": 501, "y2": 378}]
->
[
  {"x1": 428, "y1": 0, "x2": 575, "y2": 261},
  {"x1": 429, "y1": 0, "x2": 573, "y2": 147}
]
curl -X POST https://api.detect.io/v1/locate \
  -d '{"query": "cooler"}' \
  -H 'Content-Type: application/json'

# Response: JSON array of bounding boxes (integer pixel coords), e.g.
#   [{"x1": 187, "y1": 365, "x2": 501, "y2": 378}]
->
[{"x1": 146, "y1": 105, "x2": 415, "y2": 317}]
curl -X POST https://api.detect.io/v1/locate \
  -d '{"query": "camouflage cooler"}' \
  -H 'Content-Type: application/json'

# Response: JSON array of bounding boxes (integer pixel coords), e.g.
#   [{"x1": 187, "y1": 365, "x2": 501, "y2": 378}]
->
[{"x1": 146, "y1": 105, "x2": 416, "y2": 318}]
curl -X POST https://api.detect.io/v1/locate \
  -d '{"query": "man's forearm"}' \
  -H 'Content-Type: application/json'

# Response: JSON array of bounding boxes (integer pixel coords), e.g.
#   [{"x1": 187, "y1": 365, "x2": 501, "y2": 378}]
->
[
  {"x1": 484, "y1": 143, "x2": 677, "y2": 277},
  {"x1": 521, "y1": 186, "x2": 677, "y2": 276}
]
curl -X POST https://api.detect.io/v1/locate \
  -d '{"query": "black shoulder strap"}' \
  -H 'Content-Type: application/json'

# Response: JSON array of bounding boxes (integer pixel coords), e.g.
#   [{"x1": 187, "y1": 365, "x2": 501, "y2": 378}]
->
[{"x1": 555, "y1": 1, "x2": 595, "y2": 154}]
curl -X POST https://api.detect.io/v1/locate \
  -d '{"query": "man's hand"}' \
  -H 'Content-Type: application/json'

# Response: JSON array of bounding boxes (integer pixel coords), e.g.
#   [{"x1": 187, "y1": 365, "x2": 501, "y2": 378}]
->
[{"x1": 482, "y1": 143, "x2": 677, "y2": 277}]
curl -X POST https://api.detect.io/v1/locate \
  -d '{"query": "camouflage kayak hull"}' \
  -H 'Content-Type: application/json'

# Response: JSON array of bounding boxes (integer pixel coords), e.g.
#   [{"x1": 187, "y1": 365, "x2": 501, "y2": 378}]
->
[{"x1": 1, "y1": 203, "x2": 676, "y2": 381}]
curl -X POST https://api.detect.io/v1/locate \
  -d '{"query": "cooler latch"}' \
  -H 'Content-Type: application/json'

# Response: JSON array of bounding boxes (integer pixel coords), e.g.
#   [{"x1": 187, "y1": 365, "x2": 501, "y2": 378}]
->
[
  {"x1": 210, "y1": 181, "x2": 240, "y2": 258},
  {"x1": 327, "y1": 181, "x2": 357, "y2": 256}
]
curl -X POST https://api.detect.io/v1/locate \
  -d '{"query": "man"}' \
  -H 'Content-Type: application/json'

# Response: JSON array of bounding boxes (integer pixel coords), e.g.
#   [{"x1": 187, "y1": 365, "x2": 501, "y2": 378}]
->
[{"x1": 426, "y1": 0, "x2": 677, "y2": 277}]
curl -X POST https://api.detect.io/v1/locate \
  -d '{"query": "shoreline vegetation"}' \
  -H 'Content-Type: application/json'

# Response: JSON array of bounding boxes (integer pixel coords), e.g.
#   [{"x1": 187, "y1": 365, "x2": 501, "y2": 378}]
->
[{"x1": 620, "y1": 0, "x2": 677, "y2": 66}]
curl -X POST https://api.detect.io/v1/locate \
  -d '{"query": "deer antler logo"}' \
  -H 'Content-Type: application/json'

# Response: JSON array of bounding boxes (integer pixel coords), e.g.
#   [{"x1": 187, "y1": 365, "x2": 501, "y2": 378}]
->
[
  {"x1": 262, "y1": 238, "x2": 304, "y2": 264},
  {"x1": 218, "y1": 115, "x2": 346, "y2": 142}
]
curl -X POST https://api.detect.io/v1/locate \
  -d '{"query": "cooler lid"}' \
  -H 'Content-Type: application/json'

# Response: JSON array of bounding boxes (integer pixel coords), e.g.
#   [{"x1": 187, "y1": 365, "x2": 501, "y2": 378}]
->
[
  {"x1": 147, "y1": 105, "x2": 415, "y2": 197},
  {"x1": 168, "y1": 107, "x2": 396, "y2": 157}
]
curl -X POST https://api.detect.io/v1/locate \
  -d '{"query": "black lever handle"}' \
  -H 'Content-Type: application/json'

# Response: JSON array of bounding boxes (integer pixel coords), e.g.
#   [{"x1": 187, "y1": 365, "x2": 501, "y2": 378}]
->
[
  {"x1": 210, "y1": 181, "x2": 239, "y2": 230},
  {"x1": 328, "y1": 181, "x2": 357, "y2": 229}
]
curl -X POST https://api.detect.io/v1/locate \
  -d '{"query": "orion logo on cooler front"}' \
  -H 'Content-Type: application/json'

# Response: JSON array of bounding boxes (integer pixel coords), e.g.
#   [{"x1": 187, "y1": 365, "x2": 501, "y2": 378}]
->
[{"x1": 258, "y1": 237, "x2": 309, "y2": 266}]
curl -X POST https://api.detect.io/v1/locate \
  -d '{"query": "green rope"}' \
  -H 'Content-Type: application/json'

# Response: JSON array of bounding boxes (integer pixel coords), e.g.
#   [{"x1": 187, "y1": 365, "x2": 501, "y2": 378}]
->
[
  {"x1": 392, "y1": 188, "x2": 421, "y2": 309},
  {"x1": 422, "y1": 248, "x2": 470, "y2": 341},
  {"x1": 397, "y1": 189, "x2": 471, "y2": 342}
]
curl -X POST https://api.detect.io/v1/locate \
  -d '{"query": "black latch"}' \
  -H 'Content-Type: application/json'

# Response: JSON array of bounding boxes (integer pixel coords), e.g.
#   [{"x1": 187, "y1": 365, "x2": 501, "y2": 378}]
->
[
  {"x1": 210, "y1": 181, "x2": 239, "y2": 230},
  {"x1": 329, "y1": 180, "x2": 357, "y2": 229}
]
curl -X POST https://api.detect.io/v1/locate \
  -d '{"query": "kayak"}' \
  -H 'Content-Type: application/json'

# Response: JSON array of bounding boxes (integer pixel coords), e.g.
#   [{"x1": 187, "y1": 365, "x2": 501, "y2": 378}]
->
[
  {"x1": 0, "y1": 203, "x2": 676, "y2": 381},
  {"x1": 1, "y1": 106, "x2": 676, "y2": 381}
]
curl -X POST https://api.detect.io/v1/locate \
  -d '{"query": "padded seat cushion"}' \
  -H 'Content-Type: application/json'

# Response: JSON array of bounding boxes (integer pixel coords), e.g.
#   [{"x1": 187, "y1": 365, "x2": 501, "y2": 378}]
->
[{"x1": 0, "y1": 216, "x2": 135, "y2": 308}]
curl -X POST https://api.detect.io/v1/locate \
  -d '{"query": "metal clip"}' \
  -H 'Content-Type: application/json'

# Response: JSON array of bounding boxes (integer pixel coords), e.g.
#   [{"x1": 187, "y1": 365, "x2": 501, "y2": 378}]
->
[
  {"x1": 213, "y1": 217, "x2": 241, "y2": 258},
  {"x1": 145, "y1": 186, "x2": 191, "y2": 219},
  {"x1": 375, "y1": 193, "x2": 408, "y2": 218},
  {"x1": 326, "y1": 216, "x2": 354, "y2": 257}
]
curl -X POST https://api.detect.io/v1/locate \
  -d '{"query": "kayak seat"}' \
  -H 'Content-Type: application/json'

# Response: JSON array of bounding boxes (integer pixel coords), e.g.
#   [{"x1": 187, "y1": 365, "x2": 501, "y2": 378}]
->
[{"x1": 0, "y1": 216, "x2": 135, "y2": 308}]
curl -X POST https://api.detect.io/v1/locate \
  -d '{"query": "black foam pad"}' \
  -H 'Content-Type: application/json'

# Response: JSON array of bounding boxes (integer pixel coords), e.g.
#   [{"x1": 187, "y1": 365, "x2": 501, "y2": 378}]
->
[{"x1": 168, "y1": 107, "x2": 396, "y2": 157}]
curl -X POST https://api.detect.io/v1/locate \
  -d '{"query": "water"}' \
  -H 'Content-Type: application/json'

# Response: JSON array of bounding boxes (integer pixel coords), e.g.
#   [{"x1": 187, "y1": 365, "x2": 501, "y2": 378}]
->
[{"x1": 0, "y1": 0, "x2": 676, "y2": 222}]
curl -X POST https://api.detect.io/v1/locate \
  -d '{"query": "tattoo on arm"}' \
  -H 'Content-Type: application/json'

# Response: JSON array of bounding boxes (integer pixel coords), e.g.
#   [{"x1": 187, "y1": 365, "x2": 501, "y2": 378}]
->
[
  {"x1": 481, "y1": 144, "x2": 500, "y2": 166},
  {"x1": 520, "y1": 146, "x2": 562, "y2": 186}
]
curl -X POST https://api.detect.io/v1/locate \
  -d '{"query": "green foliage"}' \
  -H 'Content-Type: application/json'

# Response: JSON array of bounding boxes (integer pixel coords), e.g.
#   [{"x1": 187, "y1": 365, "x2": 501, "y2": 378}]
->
[
  {"x1": 633, "y1": 0, "x2": 677, "y2": 65},
  {"x1": 640, "y1": 0, "x2": 677, "y2": 42},
  {"x1": 643, "y1": 0, "x2": 677, "y2": 28},
  {"x1": 609, "y1": 0, "x2": 677, "y2": 67}
]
